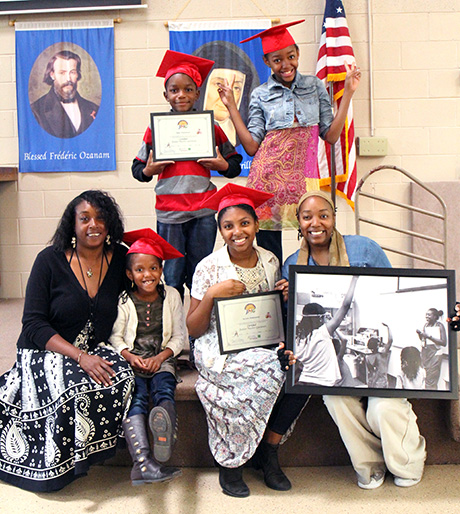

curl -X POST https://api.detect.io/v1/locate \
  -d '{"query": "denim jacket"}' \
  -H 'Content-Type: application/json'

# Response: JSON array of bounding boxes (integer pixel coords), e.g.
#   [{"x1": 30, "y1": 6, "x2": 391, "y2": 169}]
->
[
  {"x1": 247, "y1": 72, "x2": 334, "y2": 144},
  {"x1": 282, "y1": 235, "x2": 392, "y2": 281}
]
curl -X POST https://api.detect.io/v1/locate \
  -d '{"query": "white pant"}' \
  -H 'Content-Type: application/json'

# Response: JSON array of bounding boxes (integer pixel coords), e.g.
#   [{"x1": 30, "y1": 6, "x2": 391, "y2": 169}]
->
[{"x1": 323, "y1": 396, "x2": 426, "y2": 485}]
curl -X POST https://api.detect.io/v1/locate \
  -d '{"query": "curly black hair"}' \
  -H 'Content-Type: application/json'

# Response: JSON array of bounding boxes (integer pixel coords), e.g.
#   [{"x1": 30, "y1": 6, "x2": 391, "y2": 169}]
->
[
  {"x1": 217, "y1": 203, "x2": 258, "y2": 229},
  {"x1": 50, "y1": 190, "x2": 124, "y2": 252}
]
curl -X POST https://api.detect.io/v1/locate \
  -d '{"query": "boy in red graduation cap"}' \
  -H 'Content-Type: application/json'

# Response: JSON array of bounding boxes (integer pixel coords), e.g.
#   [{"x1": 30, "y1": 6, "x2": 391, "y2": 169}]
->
[
  {"x1": 110, "y1": 228, "x2": 187, "y2": 486},
  {"x1": 217, "y1": 19, "x2": 361, "y2": 265},
  {"x1": 132, "y1": 50, "x2": 243, "y2": 300}
]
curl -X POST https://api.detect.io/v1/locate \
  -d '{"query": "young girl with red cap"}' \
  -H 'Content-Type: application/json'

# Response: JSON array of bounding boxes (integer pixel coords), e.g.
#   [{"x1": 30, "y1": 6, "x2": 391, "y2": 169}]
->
[
  {"x1": 187, "y1": 184, "x2": 302, "y2": 498},
  {"x1": 109, "y1": 228, "x2": 187, "y2": 485},
  {"x1": 218, "y1": 19, "x2": 361, "y2": 264}
]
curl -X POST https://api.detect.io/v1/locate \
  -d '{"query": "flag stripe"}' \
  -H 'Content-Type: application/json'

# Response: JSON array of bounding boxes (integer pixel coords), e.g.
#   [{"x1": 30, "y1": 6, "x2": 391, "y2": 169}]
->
[{"x1": 315, "y1": 0, "x2": 357, "y2": 208}]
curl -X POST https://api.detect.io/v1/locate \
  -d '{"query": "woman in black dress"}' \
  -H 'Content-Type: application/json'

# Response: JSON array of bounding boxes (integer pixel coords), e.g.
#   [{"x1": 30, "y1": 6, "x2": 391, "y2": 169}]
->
[{"x1": 0, "y1": 190, "x2": 135, "y2": 492}]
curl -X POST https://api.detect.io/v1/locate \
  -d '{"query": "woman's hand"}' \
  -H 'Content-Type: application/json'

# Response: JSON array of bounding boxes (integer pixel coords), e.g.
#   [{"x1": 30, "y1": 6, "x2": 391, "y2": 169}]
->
[
  {"x1": 277, "y1": 342, "x2": 296, "y2": 371},
  {"x1": 143, "y1": 150, "x2": 174, "y2": 178},
  {"x1": 275, "y1": 279, "x2": 289, "y2": 302},
  {"x1": 198, "y1": 147, "x2": 229, "y2": 172},
  {"x1": 447, "y1": 303, "x2": 460, "y2": 330},
  {"x1": 209, "y1": 279, "x2": 246, "y2": 298},
  {"x1": 79, "y1": 352, "x2": 116, "y2": 387},
  {"x1": 416, "y1": 328, "x2": 426, "y2": 341}
]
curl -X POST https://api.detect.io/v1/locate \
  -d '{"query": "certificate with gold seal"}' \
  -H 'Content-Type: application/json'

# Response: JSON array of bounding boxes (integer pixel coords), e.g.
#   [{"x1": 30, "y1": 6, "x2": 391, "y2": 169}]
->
[
  {"x1": 150, "y1": 111, "x2": 216, "y2": 161},
  {"x1": 214, "y1": 291, "x2": 285, "y2": 354}
]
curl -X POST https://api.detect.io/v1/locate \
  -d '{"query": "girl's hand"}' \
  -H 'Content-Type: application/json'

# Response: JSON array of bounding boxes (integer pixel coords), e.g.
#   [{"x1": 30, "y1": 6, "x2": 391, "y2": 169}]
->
[
  {"x1": 209, "y1": 279, "x2": 246, "y2": 299},
  {"x1": 198, "y1": 147, "x2": 229, "y2": 172},
  {"x1": 217, "y1": 77, "x2": 238, "y2": 110},
  {"x1": 143, "y1": 150, "x2": 174, "y2": 178},
  {"x1": 130, "y1": 356, "x2": 149, "y2": 372},
  {"x1": 79, "y1": 353, "x2": 115, "y2": 387},
  {"x1": 275, "y1": 279, "x2": 289, "y2": 302},
  {"x1": 142, "y1": 355, "x2": 163, "y2": 374},
  {"x1": 121, "y1": 350, "x2": 147, "y2": 372},
  {"x1": 277, "y1": 342, "x2": 296, "y2": 371},
  {"x1": 344, "y1": 61, "x2": 361, "y2": 93}
]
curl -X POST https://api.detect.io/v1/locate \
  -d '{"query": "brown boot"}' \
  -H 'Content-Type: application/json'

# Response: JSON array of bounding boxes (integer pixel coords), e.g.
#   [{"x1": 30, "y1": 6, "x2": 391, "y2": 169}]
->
[{"x1": 123, "y1": 414, "x2": 181, "y2": 486}]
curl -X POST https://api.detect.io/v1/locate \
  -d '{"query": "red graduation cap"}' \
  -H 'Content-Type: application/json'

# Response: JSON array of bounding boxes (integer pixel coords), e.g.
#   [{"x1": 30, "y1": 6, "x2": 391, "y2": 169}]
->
[
  {"x1": 156, "y1": 50, "x2": 215, "y2": 88},
  {"x1": 123, "y1": 228, "x2": 184, "y2": 260},
  {"x1": 200, "y1": 184, "x2": 273, "y2": 213},
  {"x1": 240, "y1": 19, "x2": 305, "y2": 55}
]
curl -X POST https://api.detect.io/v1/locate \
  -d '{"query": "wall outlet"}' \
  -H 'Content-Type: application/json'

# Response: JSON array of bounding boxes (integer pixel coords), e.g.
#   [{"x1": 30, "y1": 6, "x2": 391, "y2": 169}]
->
[{"x1": 356, "y1": 136, "x2": 388, "y2": 156}]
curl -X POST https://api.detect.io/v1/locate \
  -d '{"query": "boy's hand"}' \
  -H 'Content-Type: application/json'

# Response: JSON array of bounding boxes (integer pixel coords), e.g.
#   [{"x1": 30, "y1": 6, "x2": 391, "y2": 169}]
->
[
  {"x1": 198, "y1": 147, "x2": 229, "y2": 172},
  {"x1": 344, "y1": 61, "x2": 361, "y2": 93},
  {"x1": 217, "y1": 76, "x2": 237, "y2": 110},
  {"x1": 143, "y1": 150, "x2": 174, "y2": 178}
]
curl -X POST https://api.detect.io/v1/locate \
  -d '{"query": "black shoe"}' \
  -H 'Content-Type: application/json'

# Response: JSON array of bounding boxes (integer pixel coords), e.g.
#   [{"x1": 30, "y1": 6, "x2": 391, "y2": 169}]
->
[
  {"x1": 253, "y1": 441, "x2": 291, "y2": 491},
  {"x1": 218, "y1": 464, "x2": 250, "y2": 498}
]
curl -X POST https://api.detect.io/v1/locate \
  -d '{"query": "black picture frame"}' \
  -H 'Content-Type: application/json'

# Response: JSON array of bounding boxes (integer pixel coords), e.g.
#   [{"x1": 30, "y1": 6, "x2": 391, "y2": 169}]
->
[
  {"x1": 215, "y1": 290, "x2": 285, "y2": 355},
  {"x1": 285, "y1": 265, "x2": 458, "y2": 400}
]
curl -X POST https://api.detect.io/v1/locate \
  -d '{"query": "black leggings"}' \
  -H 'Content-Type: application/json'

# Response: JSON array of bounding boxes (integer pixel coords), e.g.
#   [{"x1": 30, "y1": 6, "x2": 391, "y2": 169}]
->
[{"x1": 267, "y1": 392, "x2": 310, "y2": 435}]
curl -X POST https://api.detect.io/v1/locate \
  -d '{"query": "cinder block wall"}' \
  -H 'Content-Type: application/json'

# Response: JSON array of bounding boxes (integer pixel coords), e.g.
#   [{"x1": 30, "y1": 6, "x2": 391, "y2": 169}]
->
[{"x1": 1, "y1": 1, "x2": 459, "y2": 298}]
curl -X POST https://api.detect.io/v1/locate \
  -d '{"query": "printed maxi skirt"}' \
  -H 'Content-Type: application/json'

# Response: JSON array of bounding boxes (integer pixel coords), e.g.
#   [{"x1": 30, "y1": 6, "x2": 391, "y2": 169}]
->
[{"x1": 0, "y1": 342, "x2": 134, "y2": 492}]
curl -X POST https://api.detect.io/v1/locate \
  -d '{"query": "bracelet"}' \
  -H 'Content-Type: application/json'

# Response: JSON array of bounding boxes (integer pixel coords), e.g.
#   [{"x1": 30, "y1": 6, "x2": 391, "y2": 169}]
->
[{"x1": 77, "y1": 351, "x2": 85, "y2": 365}]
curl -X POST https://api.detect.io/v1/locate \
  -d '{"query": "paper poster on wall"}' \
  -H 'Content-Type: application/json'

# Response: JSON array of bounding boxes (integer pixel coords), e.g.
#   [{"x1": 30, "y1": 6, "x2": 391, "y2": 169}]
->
[
  {"x1": 169, "y1": 20, "x2": 271, "y2": 177},
  {"x1": 16, "y1": 20, "x2": 115, "y2": 172}
]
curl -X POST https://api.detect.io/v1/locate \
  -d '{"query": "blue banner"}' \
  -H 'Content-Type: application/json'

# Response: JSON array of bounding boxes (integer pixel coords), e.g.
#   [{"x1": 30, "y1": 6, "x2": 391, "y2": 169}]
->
[
  {"x1": 169, "y1": 20, "x2": 271, "y2": 177},
  {"x1": 16, "y1": 21, "x2": 115, "y2": 172}
]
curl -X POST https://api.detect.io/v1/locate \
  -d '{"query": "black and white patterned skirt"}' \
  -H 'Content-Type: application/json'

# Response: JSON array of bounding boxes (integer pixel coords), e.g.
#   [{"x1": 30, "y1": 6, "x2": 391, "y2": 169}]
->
[{"x1": 0, "y1": 345, "x2": 134, "y2": 492}]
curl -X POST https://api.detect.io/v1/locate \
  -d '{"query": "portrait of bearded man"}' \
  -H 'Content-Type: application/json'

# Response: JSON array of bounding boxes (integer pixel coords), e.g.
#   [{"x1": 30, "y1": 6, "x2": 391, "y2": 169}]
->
[{"x1": 30, "y1": 50, "x2": 99, "y2": 139}]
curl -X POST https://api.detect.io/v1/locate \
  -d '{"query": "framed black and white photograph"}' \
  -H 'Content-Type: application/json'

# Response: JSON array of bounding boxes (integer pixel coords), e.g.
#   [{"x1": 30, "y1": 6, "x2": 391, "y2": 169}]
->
[{"x1": 285, "y1": 265, "x2": 458, "y2": 400}]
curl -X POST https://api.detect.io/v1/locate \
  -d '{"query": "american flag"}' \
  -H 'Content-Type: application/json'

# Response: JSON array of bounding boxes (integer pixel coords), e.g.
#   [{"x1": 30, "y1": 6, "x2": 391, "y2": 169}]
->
[{"x1": 316, "y1": 0, "x2": 357, "y2": 207}]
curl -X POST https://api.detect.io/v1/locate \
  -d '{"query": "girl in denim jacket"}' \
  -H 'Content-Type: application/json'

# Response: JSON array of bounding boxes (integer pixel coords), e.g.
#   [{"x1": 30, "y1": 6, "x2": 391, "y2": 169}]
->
[{"x1": 218, "y1": 19, "x2": 360, "y2": 264}]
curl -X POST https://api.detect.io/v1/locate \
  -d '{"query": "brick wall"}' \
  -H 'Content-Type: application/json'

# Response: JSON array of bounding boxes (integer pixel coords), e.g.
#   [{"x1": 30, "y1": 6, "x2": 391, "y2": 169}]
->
[{"x1": 1, "y1": 0, "x2": 459, "y2": 297}]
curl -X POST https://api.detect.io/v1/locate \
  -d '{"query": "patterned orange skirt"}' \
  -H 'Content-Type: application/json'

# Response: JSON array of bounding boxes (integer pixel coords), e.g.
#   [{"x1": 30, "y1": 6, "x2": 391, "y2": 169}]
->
[{"x1": 246, "y1": 125, "x2": 320, "y2": 231}]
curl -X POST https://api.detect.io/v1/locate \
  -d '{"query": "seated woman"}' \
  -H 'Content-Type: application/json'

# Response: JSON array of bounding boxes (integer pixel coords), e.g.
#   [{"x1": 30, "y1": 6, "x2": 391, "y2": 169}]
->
[
  {"x1": 283, "y1": 190, "x2": 426, "y2": 490},
  {"x1": 0, "y1": 190, "x2": 135, "y2": 492},
  {"x1": 187, "y1": 184, "x2": 301, "y2": 498}
]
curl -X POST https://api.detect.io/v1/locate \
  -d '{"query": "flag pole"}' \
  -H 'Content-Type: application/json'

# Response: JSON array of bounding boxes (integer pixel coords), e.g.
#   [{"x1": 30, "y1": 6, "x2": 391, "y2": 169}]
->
[{"x1": 329, "y1": 82, "x2": 336, "y2": 209}]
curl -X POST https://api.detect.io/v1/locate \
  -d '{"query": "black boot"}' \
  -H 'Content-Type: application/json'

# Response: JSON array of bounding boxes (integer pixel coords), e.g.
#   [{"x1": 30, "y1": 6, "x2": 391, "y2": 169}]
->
[
  {"x1": 216, "y1": 462, "x2": 250, "y2": 498},
  {"x1": 123, "y1": 414, "x2": 181, "y2": 486},
  {"x1": 253, "y1": 440, "x2": 291, "y2": 491},
  {"x1": 149, "y1": 402, "x2": 177, "y2": 463}
]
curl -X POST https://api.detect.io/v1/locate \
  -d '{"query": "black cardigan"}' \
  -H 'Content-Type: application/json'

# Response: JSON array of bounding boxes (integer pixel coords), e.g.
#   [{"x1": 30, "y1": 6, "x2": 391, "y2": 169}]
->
[{"x1": 17, "y1": 244, "x2": 127, "y2": 351}]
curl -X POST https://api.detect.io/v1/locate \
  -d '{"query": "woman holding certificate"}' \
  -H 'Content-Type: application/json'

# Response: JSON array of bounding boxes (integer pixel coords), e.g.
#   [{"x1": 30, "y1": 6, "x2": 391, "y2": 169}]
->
[{"x1": 187, "y1": 184, "x2": 304, "y2": 498}]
